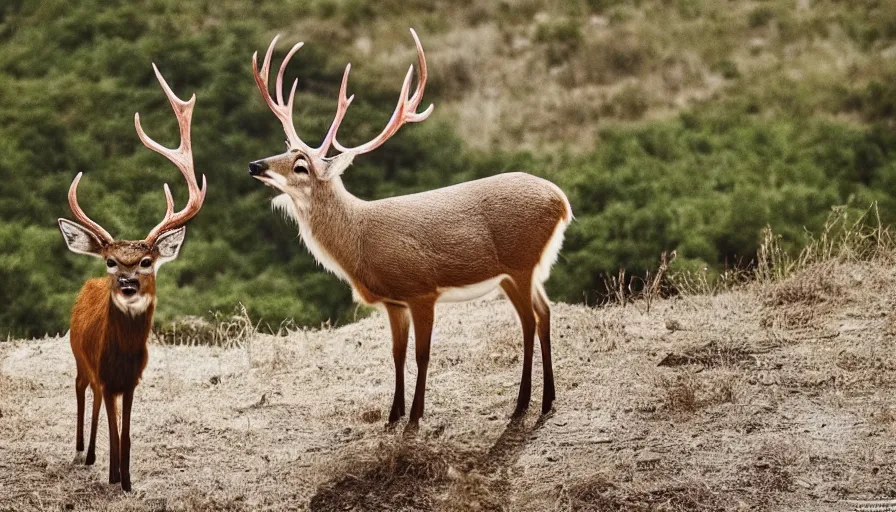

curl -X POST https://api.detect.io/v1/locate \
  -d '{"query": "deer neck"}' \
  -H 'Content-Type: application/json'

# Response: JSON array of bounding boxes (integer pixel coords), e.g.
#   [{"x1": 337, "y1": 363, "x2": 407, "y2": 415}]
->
[
  {"x1": 279, "y1": 177, "x2": 365, "y2": 284},
  {"x1": 106, "y1": 298, "x2": 154, "y2": 353}
]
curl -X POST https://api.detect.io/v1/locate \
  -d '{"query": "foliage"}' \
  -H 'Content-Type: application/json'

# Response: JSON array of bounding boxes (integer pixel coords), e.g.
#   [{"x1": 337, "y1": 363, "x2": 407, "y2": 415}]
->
[{"x1": 1, "y1": 0, "x2": 895, "y2": 337}]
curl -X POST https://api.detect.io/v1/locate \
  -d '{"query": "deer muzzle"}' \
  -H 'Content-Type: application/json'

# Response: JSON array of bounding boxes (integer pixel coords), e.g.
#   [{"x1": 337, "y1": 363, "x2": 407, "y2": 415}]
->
[
  {"x1": 248, "y1": 160, "x2": 269, "y2": 176},
  {"x1": 117, "y1": 277, "x2": 140, "y2": 297}
]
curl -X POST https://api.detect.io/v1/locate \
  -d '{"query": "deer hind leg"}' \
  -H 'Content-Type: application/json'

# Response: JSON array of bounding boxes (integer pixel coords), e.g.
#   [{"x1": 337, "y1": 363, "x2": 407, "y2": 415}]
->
[
  {"x1": 407, "y1": 299, "x2": 436, "y2": 430},
  {"x1": 385, "y1": 304, "x2": 410, "y2": 423},
  {"x1": 103, "y1": 389, "x2": 121, "y2": 485},
  {"x1": 533, "y1": 284, "x2": 556, "y2": 415},
  {"x1": 500, "y1": 275, "x2": 537, "y2": 418},
  {"x1": 86, "y1": 383, "x2": 102, "y2": 465},
  {"x1": 74, "y1": 371, "x2": 88, "y2": 463}
]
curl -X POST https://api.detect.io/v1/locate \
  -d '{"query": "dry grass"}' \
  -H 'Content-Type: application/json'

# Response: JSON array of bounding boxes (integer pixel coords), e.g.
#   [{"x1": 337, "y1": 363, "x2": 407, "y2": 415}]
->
[
  {"x1": 5, "y1": 222, "x2": 896, "y2": 509},
  {"x1": 153, "y1": 305, "x2": 255, "y2": 348}
]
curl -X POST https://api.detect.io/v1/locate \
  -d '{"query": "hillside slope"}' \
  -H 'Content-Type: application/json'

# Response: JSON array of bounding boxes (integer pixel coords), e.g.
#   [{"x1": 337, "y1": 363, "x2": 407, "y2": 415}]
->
[{"x1": 1, "y1": 259, "x2": 895, "y2": 510}]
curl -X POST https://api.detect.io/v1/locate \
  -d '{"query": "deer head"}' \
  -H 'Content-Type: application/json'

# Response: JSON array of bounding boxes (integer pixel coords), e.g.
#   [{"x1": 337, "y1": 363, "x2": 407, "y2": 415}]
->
[
  {"x1": 58, "y1": 65, "x2": 206, "y2": 316},
  {"x1": 247, "y1": 29, "x2": 433, "y2": 217}
]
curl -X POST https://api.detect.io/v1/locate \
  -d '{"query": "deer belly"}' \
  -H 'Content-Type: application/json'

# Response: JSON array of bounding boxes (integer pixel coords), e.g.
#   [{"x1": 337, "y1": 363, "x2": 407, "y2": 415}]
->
[{"x1": 437, "y1": 274, "x2": 507, "y2": 303}]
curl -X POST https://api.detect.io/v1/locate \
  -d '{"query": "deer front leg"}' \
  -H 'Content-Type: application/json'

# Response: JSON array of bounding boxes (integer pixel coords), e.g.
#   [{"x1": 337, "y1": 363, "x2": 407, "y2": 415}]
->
[
  {"x1": 103, "y1": 389, "x2": 121, "y2": 485},
  {"x1": 386, "y1": 304, "x2": 410, "y2": 423},
  {"x1": 74, "y1": 374, "x2": 87, "y2": 463},
  {"x1": 86, "y1": 384, "x2": 102, "y2": 465},
  {"x1": 407, "y1": 299, "x2": 436, "y2": 430},
  {"x1": 120, "y1": 389, "x2": 135, "y2": 492}
]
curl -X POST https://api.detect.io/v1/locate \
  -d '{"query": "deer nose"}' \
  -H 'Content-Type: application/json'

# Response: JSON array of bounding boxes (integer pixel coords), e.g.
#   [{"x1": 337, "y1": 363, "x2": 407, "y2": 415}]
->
[
  {"x1": 248, "y1": 160, "x2": 268, "y2": 176},
  {"x1": 117, "y1": 277, "x2": 140, "y2": 296}
]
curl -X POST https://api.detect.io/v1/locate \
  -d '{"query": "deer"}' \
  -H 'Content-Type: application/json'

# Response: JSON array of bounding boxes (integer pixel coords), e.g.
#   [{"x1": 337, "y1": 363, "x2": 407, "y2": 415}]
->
[
  {"x1": 247, "y1": 29, "x2": 571, "y2": 430},
  {"x1": 57, "y1": 65, "x2": 205, "y2": 491}
]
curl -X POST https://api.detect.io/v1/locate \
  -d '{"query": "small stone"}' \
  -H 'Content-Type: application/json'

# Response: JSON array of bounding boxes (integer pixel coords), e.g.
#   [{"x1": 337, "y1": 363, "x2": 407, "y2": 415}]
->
[{"x1": 209, "y1": 376, "x2": 220, "y2": 385}]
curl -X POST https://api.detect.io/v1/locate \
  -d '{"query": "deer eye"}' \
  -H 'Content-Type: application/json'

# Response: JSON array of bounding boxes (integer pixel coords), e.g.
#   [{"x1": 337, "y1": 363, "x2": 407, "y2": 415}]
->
[
  {"x1": 106, "y1": 259, "x2": 116, "y2": 268},
  {"x1": 140, "y1": 257, "x2": 153, "y2": 268},
  {"x1": 293, "y1": 159, "x2": 309, "y2": 174}
]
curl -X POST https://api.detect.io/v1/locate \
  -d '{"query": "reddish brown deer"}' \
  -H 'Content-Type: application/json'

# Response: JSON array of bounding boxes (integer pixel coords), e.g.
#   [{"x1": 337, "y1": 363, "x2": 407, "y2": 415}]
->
[
  {"x1": 248, "y1": 30, "x2": 571, "y2": 430},
  {"x1": 58, "y1": 65, "x2": 205, "y2": 491}
]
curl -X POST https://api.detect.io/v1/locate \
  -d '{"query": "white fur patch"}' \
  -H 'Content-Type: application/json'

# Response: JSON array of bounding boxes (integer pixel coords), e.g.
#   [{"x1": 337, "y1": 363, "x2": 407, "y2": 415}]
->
[
  {"x1": 272, "y1": 194, "x2": 353, "y2": 285},
  {"x1": 73, "y1": 451, "x2": 86, "y2": 464},
  {"x1": 111, "y1": 294, "x2": 153, "y2": 317},
  {"x1": 264, "y1": 171, "x2": 288, "y2": 187},
  {"x1": 437, "y1": 274, "x2": 507, "y2": 303},
  {"x1": 534, "y1": 216, "x2": 568, "y2": 285}
]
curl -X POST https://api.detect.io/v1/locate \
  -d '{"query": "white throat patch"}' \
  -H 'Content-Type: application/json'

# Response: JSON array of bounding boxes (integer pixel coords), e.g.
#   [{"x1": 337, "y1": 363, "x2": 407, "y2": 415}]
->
[
  {"x1": 111, "y1": 293, "x2": 153, "y2": 317},
  {"x1": 271, "y1": 193, "x2": 352, "y2": 284}
]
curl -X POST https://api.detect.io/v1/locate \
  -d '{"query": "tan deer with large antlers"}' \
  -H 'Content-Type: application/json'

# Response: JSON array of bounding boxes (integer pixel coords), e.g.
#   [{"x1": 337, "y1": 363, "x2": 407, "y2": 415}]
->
[
  {"x1": 58, "y1": 65, "x2": 205, "y2": 491},
  {"x1": 248, "y1": 30, "x2": 571, "y2": 428}
]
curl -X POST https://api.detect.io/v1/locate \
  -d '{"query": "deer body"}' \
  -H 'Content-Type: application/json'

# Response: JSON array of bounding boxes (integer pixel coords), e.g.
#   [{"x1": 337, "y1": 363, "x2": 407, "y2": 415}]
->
[
  {"x1": 71, "y1": 278, "x2": 154, "y2": 396},
  {"x1": 250, "y1": 30, "x2": 570, "y2": 428},
  {"x1": 59, "y1": 66, "x2": 205, "y2": 491},
  {"x1": 275, "y1": 172, "x2": 571, "y2": 305},
  {"x1": 69, "y1": 276, "x2": 153, "y2": 488}
]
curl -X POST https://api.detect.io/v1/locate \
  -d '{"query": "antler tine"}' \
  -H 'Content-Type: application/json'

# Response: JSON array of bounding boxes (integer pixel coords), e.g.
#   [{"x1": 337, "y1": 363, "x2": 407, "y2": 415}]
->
[
  {"x1": 406, "y1": 28, "x2": 434, "y2": 122},
  {"x1": 332, "y1": 28, "x2": 434, "y2": 155},
  {"x1": 67, "y1": 172, "x2": 114, "y2": 245},
  {"x1": 318, "y1": 64, "x2": 355, "y2": 156},
  {"x1": 136, "y1": 65, "x2": 207, "y2": 245},
  {"x1": 253, "y1": 37, "x2": 311, "y2": 152}
]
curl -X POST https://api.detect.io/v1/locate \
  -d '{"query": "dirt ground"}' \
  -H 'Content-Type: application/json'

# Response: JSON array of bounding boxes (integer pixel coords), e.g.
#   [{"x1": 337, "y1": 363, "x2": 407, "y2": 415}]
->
[{"x1": 2, "y1": 261, "x2": 896, "y2": 511}]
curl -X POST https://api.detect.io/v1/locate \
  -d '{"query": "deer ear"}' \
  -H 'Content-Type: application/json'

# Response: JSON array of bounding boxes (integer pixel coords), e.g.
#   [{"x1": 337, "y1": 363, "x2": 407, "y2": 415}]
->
[
  {"x1": 58, "y1": 219, "x2": 105, "y2": 258},
  {"x1": 319, "y1": 152, "x2": 355, "y2": 181},
  {"x1": 154, "y1": 226, "x2": 186, "y2": 269}
]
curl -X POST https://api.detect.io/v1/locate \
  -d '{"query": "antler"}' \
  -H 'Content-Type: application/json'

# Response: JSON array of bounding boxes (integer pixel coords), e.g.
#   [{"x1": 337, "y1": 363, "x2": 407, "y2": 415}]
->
[
  {"x1": 332, "y1": 28, "x2": 434, "y2": 155},
  {"x1": 67, "y1": 172, "x2": 115, "y2": 245},
  {"x1": 253, "y1": 36, "x2": 356, "y2": 157},
  {"x1": 135, "y1": 64, "x2": 207, "y2": 245},
  {"x1": 253, "y1": 28, "x2": 432, "y2": 158}
]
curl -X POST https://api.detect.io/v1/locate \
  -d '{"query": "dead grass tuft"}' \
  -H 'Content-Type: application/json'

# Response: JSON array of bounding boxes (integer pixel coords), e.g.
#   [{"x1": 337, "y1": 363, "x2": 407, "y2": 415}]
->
[
  {"x1": 359, "y1": 409, "x2": 383, "y2": 424},
  {"x1": 602, "y1": 251, "x2": 674, "y2": 314},
  {"x1": 310, "y1": 439, "x2": 464, "y2": 511},
  {"x1": 709, "y1": 374, "x2": 740, "y2": 405},
  {"x1": 439, "y1": 467, "x2": 503, "y2": 512},
  {"x1": 566, "y1": 473, "x2": 726, "y2": 512},
  {"x1": 759, "y1": 264, "x2": 841, "y2": 330},
  {"x1": 659, "y1": 373, "x2": 700, "y2": 413},
  {"x1": 154, "y1": 305, "x2": 254, "y2": 348},
  {"x1": 658, "y1": 338, "x2": 754, "y2": 369},
  {"x1": 872, "y1": 407, "x2": 896, "y2": 426}
]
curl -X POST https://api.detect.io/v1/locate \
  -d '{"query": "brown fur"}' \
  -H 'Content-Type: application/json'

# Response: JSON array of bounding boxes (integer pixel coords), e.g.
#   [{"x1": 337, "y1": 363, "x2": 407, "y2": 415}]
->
[{"x1": 70, "y1": 242, "x2": 159, "y2": 492}]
